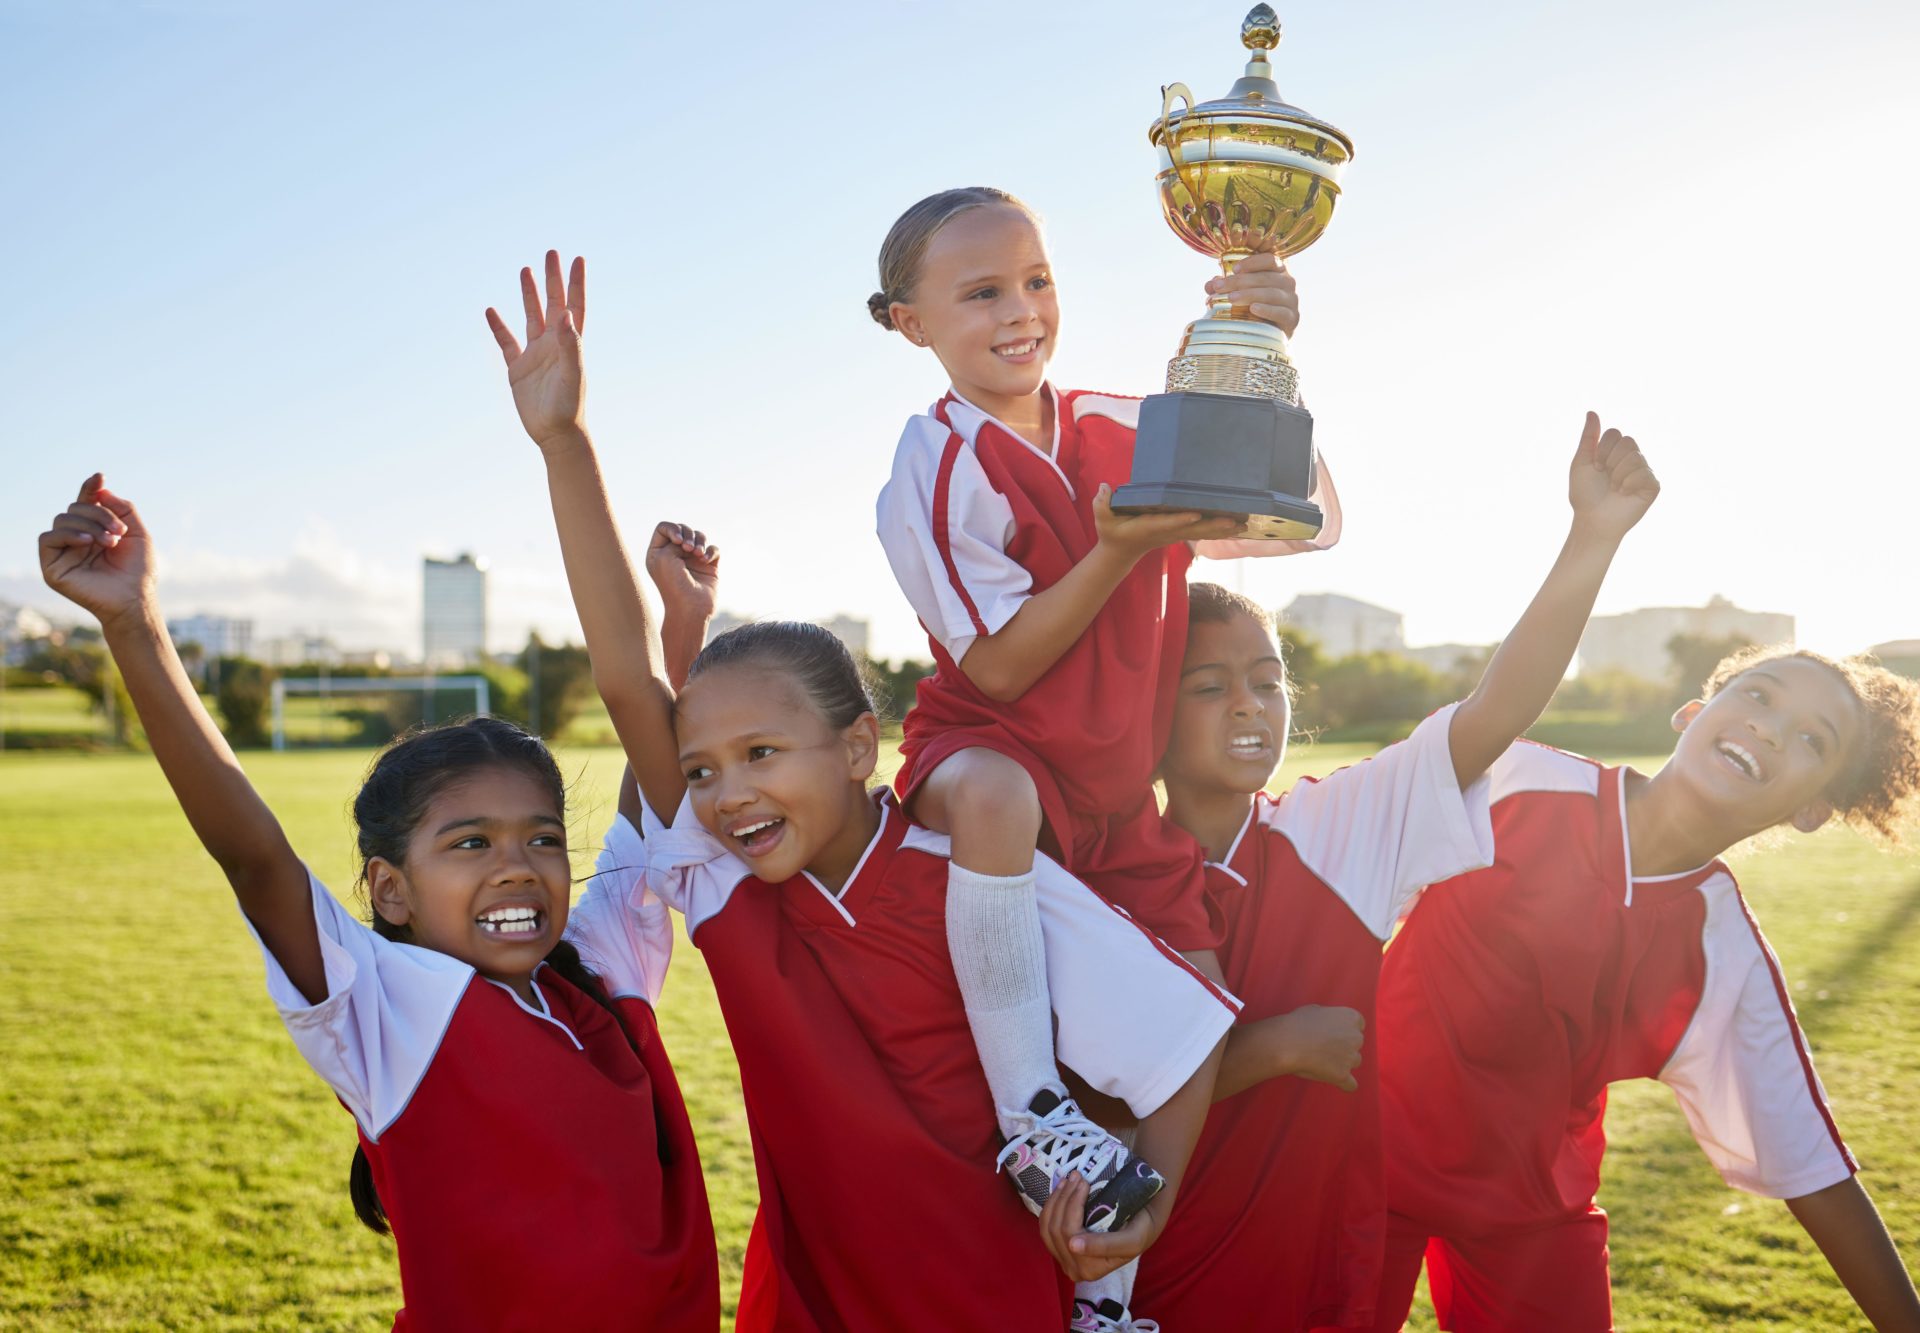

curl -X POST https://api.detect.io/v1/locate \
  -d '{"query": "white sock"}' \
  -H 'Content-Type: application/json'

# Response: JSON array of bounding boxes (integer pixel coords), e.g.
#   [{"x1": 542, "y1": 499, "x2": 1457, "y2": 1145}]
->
[
  {"x1": 1074, "y1": 1257, "x2": 1139, "y2": 1311},
  {"x1": 946, "y1": 864, "x2": 1059, "y2": 1137}
]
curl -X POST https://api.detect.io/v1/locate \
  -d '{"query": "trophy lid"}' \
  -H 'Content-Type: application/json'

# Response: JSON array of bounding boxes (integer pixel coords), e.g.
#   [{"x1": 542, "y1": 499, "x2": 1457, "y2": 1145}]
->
[{"x1": 1150, "y1": 5, "x2": 1354, "y2": 156}]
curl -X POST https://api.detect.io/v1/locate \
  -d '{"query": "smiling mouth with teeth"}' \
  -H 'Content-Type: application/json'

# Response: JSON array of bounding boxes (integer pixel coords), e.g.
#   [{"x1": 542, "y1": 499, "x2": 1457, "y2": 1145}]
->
[
  {"x1": 476, "y1": 905, "x2": 544, "y2": 935},
  {"x1": 994, "y1": 339, "x2": 1040, "y2": 358},
  {"x1": 1227, "y1": 733, "x2": 1271, "y2": 759},
  {"x1": 731, "y1": 817, "x2": 786, "y2": 849},
  {"x1": 1715, "y1": 739, "x2": 1762, "y2": 781}
]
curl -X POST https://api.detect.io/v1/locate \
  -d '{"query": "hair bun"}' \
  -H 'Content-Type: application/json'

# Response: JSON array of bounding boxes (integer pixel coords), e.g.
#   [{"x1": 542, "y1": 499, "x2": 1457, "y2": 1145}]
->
[{"x1": 866, "y1": 291, "x2": 895, "y2": 330}]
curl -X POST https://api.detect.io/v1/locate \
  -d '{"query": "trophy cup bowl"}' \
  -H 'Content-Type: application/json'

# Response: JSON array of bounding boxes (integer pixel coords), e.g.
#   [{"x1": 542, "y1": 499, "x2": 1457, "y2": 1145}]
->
[{"x1": 1113, "y1": 4, "x2": 1354, "y2": 540}]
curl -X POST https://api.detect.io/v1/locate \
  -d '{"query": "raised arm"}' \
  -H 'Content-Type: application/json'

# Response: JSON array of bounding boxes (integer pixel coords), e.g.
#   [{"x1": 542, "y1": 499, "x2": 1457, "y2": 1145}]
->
[
  {"x1": 1449, "y1": 412, "x2": 1659, "y2": 788},
  {"x1": 486, "y1": 252, "x2": 683, "y2": 817},
  {"x1": 1788, "y1": 1177, "x2": 1920, "y2": 1331},
  {"x1": 643, "y1": 521, "x2": 719, "y2": 692},
  {"x1": 960, "y1": 490, "x2": 1240, "y2": 703},
  {"x1": 38, "y1": 476, "x2": 323, "y2": 1002}
]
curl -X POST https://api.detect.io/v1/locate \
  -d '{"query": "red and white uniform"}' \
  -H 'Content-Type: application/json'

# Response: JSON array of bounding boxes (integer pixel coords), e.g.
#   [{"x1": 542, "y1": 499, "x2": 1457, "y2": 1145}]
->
[
  {"x1": 1374, "y1": 743, "x2": 1857, "y2": 1332},
  {"x1": 628, "y1": 788, "x2": 1240, "y2": 1333},
  {"x1": 876, "y1": 385, "x2": 1340, "y2": 948},
  {"x1": 245, "y1": 848, "x2": 719, "y2": 1333},
  {"x1": 1134, "y1": 705, "x2": 1495, "y2": 1333}
]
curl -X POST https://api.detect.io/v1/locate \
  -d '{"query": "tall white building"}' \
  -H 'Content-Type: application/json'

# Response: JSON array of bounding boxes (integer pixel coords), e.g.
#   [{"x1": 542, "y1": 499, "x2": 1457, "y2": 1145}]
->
[
  {"x1": 1578, "y1": 595, "x2": 1793, "y2": 681},
  {"x1": 1281, "y1": 593, "x2": 1406, "y2": 657},
  {"x1": 818, "y1": 614, "x2": 871, "y2": 659},
  {"x1": 423, "y1": 554, "x2": 488, "y2": 668},
  {"x1": 167, "y1": 613, "x2": 254, "y2": 659}
]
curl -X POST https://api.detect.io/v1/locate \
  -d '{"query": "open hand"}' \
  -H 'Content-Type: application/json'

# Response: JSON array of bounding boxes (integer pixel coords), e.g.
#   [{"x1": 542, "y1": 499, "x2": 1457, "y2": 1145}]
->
[
  {"x1": 645, "y1": 521, "x2": 721, "y2": 624},
  {"x1": 39, "y1": 474, "x2": 155, "y2": 628},
  {"x1": 1206, "y1": 252, "x2": 1299, "y2": 337},
  {"x1": 1568, "y1": 412, "x2": 1659, "y2": 543},
  {"x1": 1271, "y1": 1004, "x2": 1365, "y2": 1093},
  {"x1": 485, "y1": 250, "x2": 587, "y2": 450},
  {"x1": 1093, "y1": 484, "x2": 1245, "y2": 562}
]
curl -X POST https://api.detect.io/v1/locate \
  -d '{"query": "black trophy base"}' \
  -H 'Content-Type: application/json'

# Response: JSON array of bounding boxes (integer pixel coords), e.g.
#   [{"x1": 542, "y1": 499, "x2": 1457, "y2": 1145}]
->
[{"x1": 1111, "y1": 389, "x2": 1323, "y2": 542}]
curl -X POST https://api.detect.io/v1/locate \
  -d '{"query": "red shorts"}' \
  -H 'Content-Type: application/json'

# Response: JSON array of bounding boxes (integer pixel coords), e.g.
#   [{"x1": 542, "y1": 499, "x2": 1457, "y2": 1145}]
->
[
  {"x1": 1375, "y1": 1208, "x2": 1613, "y2": 1332},
  {"x1": 897, "y1": 735, "x2": 1220, "y2": 952}
]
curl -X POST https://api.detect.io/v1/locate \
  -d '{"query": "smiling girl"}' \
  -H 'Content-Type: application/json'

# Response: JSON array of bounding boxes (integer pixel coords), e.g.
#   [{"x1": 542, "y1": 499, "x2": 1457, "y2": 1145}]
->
[
  {"x1": 870, "y1": 187, "x2": 1340, "y2": 1246},
  {"x1": 35, "y1": 478, "x2": 719, "y2": 1332},
  {"x1": 1372, "y1": 646, "x2": 1920, "y2": 1331},
  {"x1": 490, "y1": 250, "x2": 1236, "y2": 1330}
]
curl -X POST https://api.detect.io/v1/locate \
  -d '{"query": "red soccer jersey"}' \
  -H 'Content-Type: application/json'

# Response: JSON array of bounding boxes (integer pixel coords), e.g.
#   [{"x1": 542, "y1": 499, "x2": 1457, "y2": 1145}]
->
[
  {"x1": 1376, "y1": 742, "x2": 1857, "y2": 1241},
  {"x1": 248, "y1": 865, "x2": 719, "y2": 1333},
  {"x1": 876, "y1": 386, "x2": 1339, "y2": 946},
  {"x1": 627, "y1": 790, "x2": 1239, "y2": 1333},
  {"x1": 1134, "y1": 706, "x2": 1495, "y2": 1333}
]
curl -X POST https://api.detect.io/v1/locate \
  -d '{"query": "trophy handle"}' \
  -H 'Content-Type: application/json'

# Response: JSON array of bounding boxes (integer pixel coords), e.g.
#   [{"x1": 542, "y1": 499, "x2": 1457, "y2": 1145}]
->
[{"x1": 1158, "y1": 82, "x2": 1204, "y2": 212}]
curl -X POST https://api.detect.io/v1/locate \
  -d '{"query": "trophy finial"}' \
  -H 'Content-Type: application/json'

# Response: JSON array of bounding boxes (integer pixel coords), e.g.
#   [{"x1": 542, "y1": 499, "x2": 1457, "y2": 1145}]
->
[{"x1": 1242, "y1": 5, "x2": 1281, "y2": 51}]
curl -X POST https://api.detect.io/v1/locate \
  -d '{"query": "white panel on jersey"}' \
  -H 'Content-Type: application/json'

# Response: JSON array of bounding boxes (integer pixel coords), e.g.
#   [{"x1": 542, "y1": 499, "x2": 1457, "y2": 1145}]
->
[
  {"x1": 1260, "y1": 702, "x2": 1496, "y2": 938},
  {"x1": 565, "y1": 814, "x2": 674, "y2": 1006},
  {"x1": 1658, "y1": 873, "x2": 1856, "y2": 1199},
  {"x1": 910, "y1": 824, "x2": 1241, "y2": 1119},
  {"x1": 876, "y1": 411, "x2": 1032, "y2": 663},
  {"x1": 241, "y1": 873, "x2": 474, "y2": 1142},
  {"x1": 633, "y1": 792, "x2": 755, "y2": 940},
  {"x1": 1488, "y1": 740, "x2": 1603, "y2": 805},
  {"x1": 1072, "y1": 394, "x2": 1143, "y2": 430}
]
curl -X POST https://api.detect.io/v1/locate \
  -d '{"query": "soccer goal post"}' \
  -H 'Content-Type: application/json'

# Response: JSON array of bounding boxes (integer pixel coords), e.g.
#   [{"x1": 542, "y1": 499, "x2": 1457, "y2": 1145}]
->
[{"x1": 270, "y1": 675, "x2": 491, "y2": 751}]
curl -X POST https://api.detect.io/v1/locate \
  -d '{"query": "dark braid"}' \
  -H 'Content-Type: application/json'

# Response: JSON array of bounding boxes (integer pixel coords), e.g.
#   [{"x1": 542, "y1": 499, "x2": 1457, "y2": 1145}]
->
[{"x1": 345, "y1": 715, "x2": 640, "y2": 1235}]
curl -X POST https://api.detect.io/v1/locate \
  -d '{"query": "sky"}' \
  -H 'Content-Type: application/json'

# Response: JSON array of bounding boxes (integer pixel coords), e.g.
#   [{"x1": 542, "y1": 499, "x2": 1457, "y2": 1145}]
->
[{"x1": 3, "y1": 0, "x2": 1917, "y2": 663}]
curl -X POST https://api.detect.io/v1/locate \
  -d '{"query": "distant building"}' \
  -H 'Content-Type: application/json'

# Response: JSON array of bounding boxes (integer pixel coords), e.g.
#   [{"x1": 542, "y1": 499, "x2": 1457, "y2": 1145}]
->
[
  {"x1": 255, "y1": 634, "x2": 343, "y2": 668},
  {"x1": 818, "y1": 615, "x2": 872, "y2": 659},
  {"x1": 1578, "y1": 595, "x2": 1793, "y2": 681},
  {"x1": 1405, "y1": 642, "x2": 1491, "y2": 676},
  {"x1": 705, "y1": 612, "x2": 873, "y2": 660},
  {"x1": 423, "y1": 554, "x2": 488, "y2": 668},
  {"x1": 1281, "y1": 593, "x2": 1406, "y2": 657},
  {"x1": 167, "y1": 613, "x2": 254, "y2": 659},
  {"x1": 705, "y1": 611, "x2": 750, "y2": 645},
  {"x1": 1872, "y1": 640, "x2": 1920, "y2": 677}
]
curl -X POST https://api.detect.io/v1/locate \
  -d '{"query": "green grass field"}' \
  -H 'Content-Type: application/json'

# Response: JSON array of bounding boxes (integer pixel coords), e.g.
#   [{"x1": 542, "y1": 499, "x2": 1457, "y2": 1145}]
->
[{"x1": 3, "y1": 741, "x2": 1917, "y2": 1330}]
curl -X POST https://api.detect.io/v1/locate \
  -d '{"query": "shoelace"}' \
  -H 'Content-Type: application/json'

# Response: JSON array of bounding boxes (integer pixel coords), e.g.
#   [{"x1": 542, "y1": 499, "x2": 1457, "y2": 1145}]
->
[{"x1": 993, "y1": 1098, "x2": 1124, "y2": 1183}]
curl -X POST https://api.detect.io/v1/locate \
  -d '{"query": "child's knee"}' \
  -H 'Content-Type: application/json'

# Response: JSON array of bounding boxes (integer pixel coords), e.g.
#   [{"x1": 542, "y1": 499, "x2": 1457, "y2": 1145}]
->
[{"x1": 941, "y1": 752, "x2": 1043, "y2": 845}]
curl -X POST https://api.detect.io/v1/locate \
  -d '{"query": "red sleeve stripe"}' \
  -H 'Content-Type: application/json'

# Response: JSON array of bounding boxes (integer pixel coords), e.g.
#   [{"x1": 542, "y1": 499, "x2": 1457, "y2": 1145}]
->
[
  {"x1": 930, "y1": 422, "x2": 990, "y2": 639},
  {"x1": 1731, "y1": 890, "x2": 1858, "y2": 1170},
  {"x1": 1092, "y1": 893, "x2": 1241, "y2": 1016}
]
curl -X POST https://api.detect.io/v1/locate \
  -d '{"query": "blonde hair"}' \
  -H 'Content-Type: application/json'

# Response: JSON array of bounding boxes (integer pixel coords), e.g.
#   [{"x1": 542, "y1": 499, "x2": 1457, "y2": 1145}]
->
[
  {"x1": 867, "y1": 187, "x2": 1034, "y2": 331},
  {"x1": 1702, "y1": 645, "x2": 1920, "y2": 841}
]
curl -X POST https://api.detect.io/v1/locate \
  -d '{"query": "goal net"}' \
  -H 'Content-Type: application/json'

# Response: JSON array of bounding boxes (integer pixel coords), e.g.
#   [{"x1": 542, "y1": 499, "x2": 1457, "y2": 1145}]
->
[{"x1": 270, "y1": 675, "x2": 492, "y2": 751}]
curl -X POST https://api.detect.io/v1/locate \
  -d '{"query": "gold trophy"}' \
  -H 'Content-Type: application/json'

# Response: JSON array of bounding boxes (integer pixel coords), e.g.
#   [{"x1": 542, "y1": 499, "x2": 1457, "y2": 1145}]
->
[{"x1": 1112, "y1": 5, "x2": 1354, "y2": 539}]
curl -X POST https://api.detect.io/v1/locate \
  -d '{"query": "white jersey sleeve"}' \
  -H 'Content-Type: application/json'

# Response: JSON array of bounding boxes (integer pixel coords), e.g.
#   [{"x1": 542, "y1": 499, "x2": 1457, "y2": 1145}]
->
[
  {"x1": 1260, "y1": 702, "x2": 1495, "y2": 938},
  {"x1": 1659, "y1": 877, "x2": 1857, "y2": 1199},
  {"x1": 875, "y1": 411, "x2": 1032, "y2": 662},
  {"x1": 624, "y1": 786, "x2": 756, "y2": 941},
  {"x1": 563, "y1": 814, "x2": 674, "y2": 1007},
  {"x1": 240, "y1": 873, "x2": 474, "y2": 1142}
]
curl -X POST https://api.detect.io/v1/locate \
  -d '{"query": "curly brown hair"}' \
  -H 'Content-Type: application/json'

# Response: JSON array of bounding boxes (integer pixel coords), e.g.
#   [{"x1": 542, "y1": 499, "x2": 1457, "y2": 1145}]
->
[{"x1": 1702, "y1": 645, "x2": 1920, "y2": 841}]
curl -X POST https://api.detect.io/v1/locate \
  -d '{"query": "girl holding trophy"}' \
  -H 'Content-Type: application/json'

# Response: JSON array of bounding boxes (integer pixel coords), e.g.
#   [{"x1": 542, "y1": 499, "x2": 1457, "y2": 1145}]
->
[
  {"x1": 868, "y1": 188, "x2": 1338, "y2": 1297},
  {"x1": 489, "y1": 251, "x2": 1237, "y2": 1331}
]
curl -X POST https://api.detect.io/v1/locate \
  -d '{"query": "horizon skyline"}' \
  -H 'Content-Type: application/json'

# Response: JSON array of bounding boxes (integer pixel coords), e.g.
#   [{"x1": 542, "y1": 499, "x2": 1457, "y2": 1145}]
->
[
  {"x1": 11, "y1": 578, "x2": 1905, "y2": 673},
  {"x1": 6, "y1": 2, "x2": 1917, "y2": 666}
]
